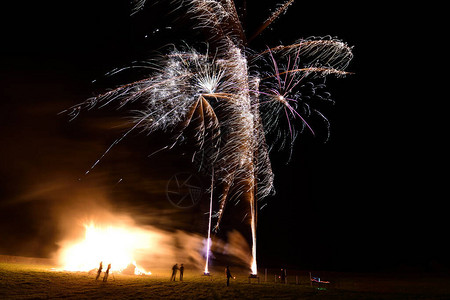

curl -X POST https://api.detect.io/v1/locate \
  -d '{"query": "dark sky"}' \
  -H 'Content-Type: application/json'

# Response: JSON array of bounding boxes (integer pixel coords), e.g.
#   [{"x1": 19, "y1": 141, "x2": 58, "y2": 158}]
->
[{"x1": 0, "y1": 1, "x2": 442, "y2": 271}]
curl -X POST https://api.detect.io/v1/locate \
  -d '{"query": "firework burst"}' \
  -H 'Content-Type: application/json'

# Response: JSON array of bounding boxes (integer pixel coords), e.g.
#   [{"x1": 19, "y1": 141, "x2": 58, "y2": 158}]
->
[{"x1": 62, "y1": 0, "x2": 353, "y2": 274}]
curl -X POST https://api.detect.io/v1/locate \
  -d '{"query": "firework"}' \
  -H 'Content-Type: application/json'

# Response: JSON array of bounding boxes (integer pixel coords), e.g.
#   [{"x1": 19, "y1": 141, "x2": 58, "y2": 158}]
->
[{"x1": 62, "y1": 0, "x2": 353, "y2": 275}]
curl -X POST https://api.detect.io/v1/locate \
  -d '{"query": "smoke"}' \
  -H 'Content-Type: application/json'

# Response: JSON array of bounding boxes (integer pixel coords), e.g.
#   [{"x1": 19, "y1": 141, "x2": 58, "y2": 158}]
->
[
  {"x1": 0, "y1": 166, "x2": 254, "y2": 271},
  {"x1": 54, "y1": 199, "x2": 253, "y2": 271},
  {"x1": 212, "y1": 230, "x2": 252, "y2": 268},
  {"x1": 0, "y1": 164, "x2": 255, "y2": 271}
]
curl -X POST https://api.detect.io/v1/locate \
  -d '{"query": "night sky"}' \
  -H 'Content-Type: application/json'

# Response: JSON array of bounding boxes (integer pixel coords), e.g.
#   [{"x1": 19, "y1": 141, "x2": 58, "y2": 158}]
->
[{"x1": 0, "y1": 1, "x2": 443, "y2": 272}]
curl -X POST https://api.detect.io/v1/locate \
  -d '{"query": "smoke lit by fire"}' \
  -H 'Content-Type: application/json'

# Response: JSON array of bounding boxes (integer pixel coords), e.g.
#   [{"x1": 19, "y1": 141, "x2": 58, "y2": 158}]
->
[{"x1": 56, "y1": 216, "x2": 255, "y2": 276}]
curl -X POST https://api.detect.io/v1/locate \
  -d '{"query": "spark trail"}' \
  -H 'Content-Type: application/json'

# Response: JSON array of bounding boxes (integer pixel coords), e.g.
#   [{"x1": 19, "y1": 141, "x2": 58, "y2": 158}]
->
[
  {"x1": 63, "y1": 0, "x2": 353, "y2": 275},
  {"x1": 204, "y1": 169, "x2": 214, "y2": 275}
]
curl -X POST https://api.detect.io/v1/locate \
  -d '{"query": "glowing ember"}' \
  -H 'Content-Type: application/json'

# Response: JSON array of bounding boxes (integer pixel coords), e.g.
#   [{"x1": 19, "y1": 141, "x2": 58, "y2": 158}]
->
[{"x1": 59, "y1": 223, "x2": 151, "y2": 275}]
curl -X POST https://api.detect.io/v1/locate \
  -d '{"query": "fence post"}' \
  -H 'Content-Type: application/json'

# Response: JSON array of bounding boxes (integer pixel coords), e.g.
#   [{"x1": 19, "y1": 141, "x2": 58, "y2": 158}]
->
[
  {"x1": 296, "y1": 275, "x2": 299, "y2": 285},
  {"x1": 264, "y1": 268, "x2": 267, "y2": 282}
]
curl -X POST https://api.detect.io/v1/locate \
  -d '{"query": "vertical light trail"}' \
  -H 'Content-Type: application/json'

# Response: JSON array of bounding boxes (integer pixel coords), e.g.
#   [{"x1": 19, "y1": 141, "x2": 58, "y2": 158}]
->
[
  {"x1": 250, "y1": 189, "x2": 257, "y2": 275},
  {"x1": 204, "y1": 169, "x2": 214, "y2": 274}
]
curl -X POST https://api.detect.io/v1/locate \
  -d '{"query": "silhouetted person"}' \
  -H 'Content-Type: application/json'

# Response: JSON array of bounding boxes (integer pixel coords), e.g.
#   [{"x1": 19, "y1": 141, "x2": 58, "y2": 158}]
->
[
  {"x1": 226, "y1": 266, "x2": 233, "y2": 286},
  {"x1": 171, "y1": 264, "x2": 179, "y2": 281},
  {"x1": 179, "y1": 264, "x2": 184, "y2": 281},
  {"x1": 280, "y1": 268, "x2": 286, "y2": 284},
  {"x1": 103, "y1": 263, "x2": 111, "y2": 282},
  {"x1": 96, "y1": 261, "x2": 103, "y2": 280}
]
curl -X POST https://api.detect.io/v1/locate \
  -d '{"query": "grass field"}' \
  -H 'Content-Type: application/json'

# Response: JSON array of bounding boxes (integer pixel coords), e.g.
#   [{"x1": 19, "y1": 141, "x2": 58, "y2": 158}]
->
[{"x1": 1, "y1": 263, "x2": 449, "y2": 299}]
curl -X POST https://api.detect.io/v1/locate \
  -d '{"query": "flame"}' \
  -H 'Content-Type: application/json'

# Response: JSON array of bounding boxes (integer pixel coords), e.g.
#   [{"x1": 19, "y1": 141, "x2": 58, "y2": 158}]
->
[{"x1": 59, "y1": 223, "x2": 151, "y2": 275}]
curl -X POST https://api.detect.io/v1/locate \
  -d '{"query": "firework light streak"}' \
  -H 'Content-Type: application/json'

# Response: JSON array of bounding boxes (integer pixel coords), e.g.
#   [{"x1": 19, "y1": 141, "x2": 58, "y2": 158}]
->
[
  {"x1": 204, "y1": 169, "x2": 214, "y2": 275},
  {"x1": 62, "y1": 0, "x2": 353, "y2": 274}
]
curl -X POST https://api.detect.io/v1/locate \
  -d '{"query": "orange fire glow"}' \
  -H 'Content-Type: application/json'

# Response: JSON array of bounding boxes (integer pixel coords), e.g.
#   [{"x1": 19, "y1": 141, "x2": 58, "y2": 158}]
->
[{"x1": 58, "y1": 223, "x2": 152, "y2": 275}]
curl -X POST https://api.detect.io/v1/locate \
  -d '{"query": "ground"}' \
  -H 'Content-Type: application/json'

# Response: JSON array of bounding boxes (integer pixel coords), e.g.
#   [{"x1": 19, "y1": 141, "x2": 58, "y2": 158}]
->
[{"x1": 0, "y1": 263, "x2": 449, "y2": 299}]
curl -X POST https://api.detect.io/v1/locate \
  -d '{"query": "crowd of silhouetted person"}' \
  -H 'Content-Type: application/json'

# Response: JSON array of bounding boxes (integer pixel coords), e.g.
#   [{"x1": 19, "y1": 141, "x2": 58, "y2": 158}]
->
[
  {"x1": 95, "y1": 262, "x2": 111, "y2": 282},
  {"x1": 94, "y1": 262, "x2": 237, "y2": 286},
  {"x1": 94, "y1": 262, "x2": 294, "y2": 286},
  {"x1": 170, "y1": 263, "x2": 184, "y2": 281}
]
